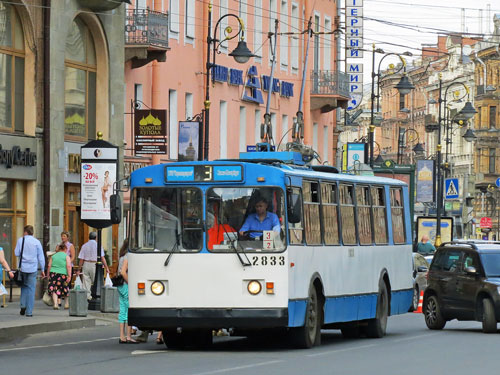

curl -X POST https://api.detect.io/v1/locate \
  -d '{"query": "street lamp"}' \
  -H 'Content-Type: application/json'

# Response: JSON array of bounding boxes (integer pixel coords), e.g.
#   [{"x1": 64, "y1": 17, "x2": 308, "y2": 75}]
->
[
  {"x1": 432, "y1": 75, "x2": 477, "y2": 246},
  {"x1": 396, "y1": 128, "x2": 425, "y2": 164},
  {"x1": 369, "y1": 45, "x2": 414, "y2": 168},
  {"x1": 203, "y1": 3, "x2": 256, "y2": 160}
]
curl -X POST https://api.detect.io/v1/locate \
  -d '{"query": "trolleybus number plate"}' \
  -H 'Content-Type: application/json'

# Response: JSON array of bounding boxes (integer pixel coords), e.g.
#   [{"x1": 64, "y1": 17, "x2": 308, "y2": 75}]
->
[{"x1": 251, "y1": 256, "x2": 285, "y2": 266}]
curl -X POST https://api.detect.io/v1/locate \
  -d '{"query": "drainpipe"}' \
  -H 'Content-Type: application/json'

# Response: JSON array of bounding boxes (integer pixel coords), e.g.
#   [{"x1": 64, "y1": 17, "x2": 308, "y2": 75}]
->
[{"x1": 42, "y1": 0, "x2": 50, "y2": 254}]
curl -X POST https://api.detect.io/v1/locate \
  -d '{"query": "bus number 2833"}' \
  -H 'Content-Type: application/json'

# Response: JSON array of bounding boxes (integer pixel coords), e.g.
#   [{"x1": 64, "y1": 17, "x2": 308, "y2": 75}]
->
[{"x1": 251, "y1": 256, "x2": 285, "y2": 266}]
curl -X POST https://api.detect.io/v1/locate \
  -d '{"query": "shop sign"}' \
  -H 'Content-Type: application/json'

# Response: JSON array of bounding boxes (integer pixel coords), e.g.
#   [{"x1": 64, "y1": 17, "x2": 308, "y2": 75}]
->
[
  {"x1": 0, "y1": 145, "x2": 37, "y2": 168},
  {"x1": 124, "y1": 161, "x2": 149, "y2": 176},
  {"x1": 134, "y1": 109, "x2": 167, "y2": 155}
]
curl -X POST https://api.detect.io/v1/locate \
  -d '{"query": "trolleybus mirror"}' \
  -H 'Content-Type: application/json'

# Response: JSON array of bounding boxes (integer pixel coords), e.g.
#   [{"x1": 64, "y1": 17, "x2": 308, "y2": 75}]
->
[{"x1": 110, "y1": 194, "x2": 122, "y2": 224}]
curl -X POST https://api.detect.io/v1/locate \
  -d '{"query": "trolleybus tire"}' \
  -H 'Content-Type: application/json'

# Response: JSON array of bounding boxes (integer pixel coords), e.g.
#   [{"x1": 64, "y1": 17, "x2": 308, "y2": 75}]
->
[
  {"x1": 340, "y1": 324, "x2": 361, "y2": 339},
  {"x1": 423, "y1": 295, "x2": 446, "y2": 330},
  {"x1": 481, "y1": 298, "x2": 497, "y2": 333},
  {"x1": 162, "y1": 329, "x2": 185, "y2": 349},
  {"x1": 290, "y1": 285, "x2": 322, "y2": 348},
  {"x1": 366, "y1": 281, "x2": 389, "y2": 338}
]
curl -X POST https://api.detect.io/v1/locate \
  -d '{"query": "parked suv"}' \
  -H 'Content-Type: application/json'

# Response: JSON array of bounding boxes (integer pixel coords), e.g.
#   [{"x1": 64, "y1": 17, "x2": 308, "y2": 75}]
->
[{"x1": 423, "y1": 241, "x2": 500, "y2": 333}]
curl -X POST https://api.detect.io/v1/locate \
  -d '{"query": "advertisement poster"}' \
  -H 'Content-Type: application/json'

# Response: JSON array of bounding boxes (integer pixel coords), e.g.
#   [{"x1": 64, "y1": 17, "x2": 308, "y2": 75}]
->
[
  {"x1": 81, "y1": 162, "x2": 117, "y2": 220},
  {"x1": 346, "y1": 143, "x2": 367, "y2": 171},
  {"x1": 178, "y1": 121, "x2": 201, "y2": 161},
  {"x1": 134, "y1": 109, "x2": 167, "y2": 155},
  {"x1": 416, "y1": 159, "x2": 434, "y2": 203},
  {"x1": 416, "y1": 216, "x2": 454, "y2": 244}
]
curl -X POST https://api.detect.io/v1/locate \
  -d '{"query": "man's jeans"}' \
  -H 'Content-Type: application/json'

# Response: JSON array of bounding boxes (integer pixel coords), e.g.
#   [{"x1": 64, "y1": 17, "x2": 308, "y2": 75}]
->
[{"x1": 20, "y1": 271, "x2": 37, "y2": 315}]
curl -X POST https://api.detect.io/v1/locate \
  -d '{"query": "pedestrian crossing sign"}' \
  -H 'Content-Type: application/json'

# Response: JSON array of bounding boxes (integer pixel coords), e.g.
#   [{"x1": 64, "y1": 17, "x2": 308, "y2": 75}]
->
[{"x1": 445, "y1": 178, "x2": 459, "y2": 199}]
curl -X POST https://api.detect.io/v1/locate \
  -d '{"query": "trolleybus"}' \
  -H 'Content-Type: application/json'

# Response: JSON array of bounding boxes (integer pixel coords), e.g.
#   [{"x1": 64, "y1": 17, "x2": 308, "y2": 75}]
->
[{"x1": 123, "y1": 151, "x2": 413, "y2": 348}]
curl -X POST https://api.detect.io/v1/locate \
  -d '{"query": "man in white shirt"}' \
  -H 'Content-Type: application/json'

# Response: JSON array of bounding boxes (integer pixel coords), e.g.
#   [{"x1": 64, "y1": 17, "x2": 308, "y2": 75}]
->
[{"x1": 77, "y1": 232, "x2": 110, "y2": 300}]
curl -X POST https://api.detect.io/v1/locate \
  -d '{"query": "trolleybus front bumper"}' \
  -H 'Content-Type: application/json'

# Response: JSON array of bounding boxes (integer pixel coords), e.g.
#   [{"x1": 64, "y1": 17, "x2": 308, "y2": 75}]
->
[{"x1": 129, "y1": 308, "x2": 288, "y2": 330}]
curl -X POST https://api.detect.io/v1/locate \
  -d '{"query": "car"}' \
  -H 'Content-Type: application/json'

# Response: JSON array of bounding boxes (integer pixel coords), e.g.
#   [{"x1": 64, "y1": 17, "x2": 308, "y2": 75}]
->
[
  {"x1": 423, "y1": 240, "x2": 500, "y2": 333},
  {"x1": 409, "y1": 253, "x2": 429, "y2": 311}
]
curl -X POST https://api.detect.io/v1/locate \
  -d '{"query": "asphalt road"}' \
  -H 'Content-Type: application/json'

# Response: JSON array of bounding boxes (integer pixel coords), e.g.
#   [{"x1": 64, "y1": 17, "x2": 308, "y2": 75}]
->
[{"x1": 0, "y1": 313, "x2": 497, "y2": 375}]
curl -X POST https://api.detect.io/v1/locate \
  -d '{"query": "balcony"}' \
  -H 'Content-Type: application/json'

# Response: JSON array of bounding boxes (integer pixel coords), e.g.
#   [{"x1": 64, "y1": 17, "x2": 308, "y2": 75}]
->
[
  {"x1": 125, "y1": 9, "x2": 170, "y2": 69},
  {"x1": 77, "y1": 0, "x2": 129, "y2": 11},
  {"x1": 310, "y1": 70, "x2": 350, "y2": 113}
]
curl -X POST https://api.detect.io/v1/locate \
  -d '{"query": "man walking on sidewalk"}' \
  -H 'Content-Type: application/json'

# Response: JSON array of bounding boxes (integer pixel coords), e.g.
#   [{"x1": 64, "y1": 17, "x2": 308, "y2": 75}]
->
[
  {"x1": 77, "y1": 232, "x2": 110, "y2": 300},
  {"x1": 15, "y1": 225, "x2": 45, "y2": 317}
]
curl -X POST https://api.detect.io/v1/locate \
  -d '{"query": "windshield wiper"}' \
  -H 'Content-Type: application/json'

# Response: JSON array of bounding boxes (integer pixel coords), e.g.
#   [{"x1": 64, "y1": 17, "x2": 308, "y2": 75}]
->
[
  {"x1": 164, "y1": 231, "x2": 180, "y2": 267},
  {"x1": 221, "y1": 226, "x2": 251, "y2": 267}
]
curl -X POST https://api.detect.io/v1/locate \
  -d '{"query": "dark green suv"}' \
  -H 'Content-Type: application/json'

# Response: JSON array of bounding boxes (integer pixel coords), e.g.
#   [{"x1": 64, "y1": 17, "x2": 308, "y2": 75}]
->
[{"x1": 423, "y1": 241, "x2": 500, "y2": 333}]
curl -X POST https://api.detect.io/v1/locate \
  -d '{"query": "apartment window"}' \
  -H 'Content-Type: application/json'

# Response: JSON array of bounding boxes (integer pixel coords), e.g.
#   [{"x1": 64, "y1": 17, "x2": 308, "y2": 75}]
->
[
  {"x1": 238, "y1": 0, "x2": 247, "y2": 36},
  {"x1": 291, "y1": 3, "x2": 299, "y2": 71},
  {"x1": 185, "y1": 92, "x2": 193, "y2": 119},
  {"x1": 255, "y1": 109, "x2": 261, "y2": 143},
  {"x1": 64, "y1": 17, "x2": 97, "y2": 140},
  {"x1": 399, "y1": 94, "x2": 406, "y2": 111},
  {"x1": 280, "y1": 0, "x2": 288, "y2": 68},
  {"x1": 489, "y1": 148, "x2": 496, "y2": 174},
  {"x1": 323, "y1": 126, "x2": 328, "y2": 163},
  {"x1": 281, "y1": 114, "x2": 289, "y2": 145},
  {"x1": 269, "y1": 0, "x2": 277, "y2": 64},
  {"x1": 271, "y1": 113, "x2": 277, "y2": 142},
  {"x1": 313, "y1": 123, "x2": 318, "y2": 151},
  {"x1": 254, "y1": 0, "x2": 262, "y2": 63},
  {"x1": 220, "y1": 101, "x2": 227, "y2": 158},
  {"x1": 185, "y1": 0, "x2": 195, "y2": 40},
  {"x1": 324, "y1": 17, "x2": 331, "y2": 70},
  {"x1": 169, "y1": 0, "x2": 180, "y2": 35},
  {"x1": 490, "y1": 106, "x2": 497, "y2": 129},
  {"x1": 0, "y1": 3, "x2": 24, "y2": 133},
  {"x1": 478, "y1": 106, "x2": 482, "y2": 128},
  {"x1": 239, "y1": 106, "x2": 246, "y2": 152},
  {"x1": 169, "y1": 90, "x2": 178, "y2": 158},
  {"x1": 219, "y1": 0, "x2": 228, "y2": 51}
]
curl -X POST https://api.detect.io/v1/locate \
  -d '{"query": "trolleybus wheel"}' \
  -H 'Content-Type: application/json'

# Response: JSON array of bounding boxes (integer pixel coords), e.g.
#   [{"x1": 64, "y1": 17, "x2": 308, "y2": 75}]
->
[
  {"x1": 291, "y1": 285, "x2": 321, "y2": 348},
  {"x1": 366, "y1": 281, "x2": 388, "y2": 338},
  {"x1": 162, "y1": 329, "x2": 185, "y2": 349}
]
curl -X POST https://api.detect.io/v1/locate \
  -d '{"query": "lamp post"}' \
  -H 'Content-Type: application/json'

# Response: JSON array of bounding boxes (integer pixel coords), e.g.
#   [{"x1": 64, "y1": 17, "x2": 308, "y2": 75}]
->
[
  {"x1": 433, "y1": 75, "x2": 477, "y2": 246},
  {"x1": 396, "y1": 127, "x2": 425, "y2": 164},
  {"x1": 203, "y1": 3, "x2": 256, "y2": 160},
  {"x1": 369, "y1": 45, "x2": 414, "y2": 168}
]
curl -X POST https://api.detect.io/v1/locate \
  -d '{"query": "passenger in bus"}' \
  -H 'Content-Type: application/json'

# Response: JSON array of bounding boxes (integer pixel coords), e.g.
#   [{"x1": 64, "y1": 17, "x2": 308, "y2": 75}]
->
[{"x1": 239, "y1": 197, "x2": 280, "y2": 239}]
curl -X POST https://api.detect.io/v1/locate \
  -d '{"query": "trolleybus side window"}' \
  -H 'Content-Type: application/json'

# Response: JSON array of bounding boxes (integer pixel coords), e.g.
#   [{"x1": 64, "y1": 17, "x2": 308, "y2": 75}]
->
[
  {"x1": 340, "y1": 184, "x2": 357, "y2": 245},
  {"x1": 303, "y1": 181, "x2": 321, "y2": 245},
  {"x1": 287, "y1": 187, "x2": 304, "y2": 245},
  {"x1": 390, "y1": 187, "x2": 406, "y2": 244},
  {"x1": 321, "y1": 182, "x2": 339, "y2": 245},
  {"x1": 130, "y1": 187, "x2": 203, "y2": 252},
  {"x1": 371, "y1": 186, "x2": 388, "y2": 244},
  {"x1": 356, "y1": 185, "x2": 373, "y2": 245}
]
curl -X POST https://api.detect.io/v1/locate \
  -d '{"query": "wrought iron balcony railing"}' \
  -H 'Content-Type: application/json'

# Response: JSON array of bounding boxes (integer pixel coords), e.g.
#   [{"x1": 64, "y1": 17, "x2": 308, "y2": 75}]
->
[
  {"x1": 125, "y1": 9, "x2": 169, "y2": 49},
  {"x1": 310, "y1": 70, "x2": 350, "y2": 97}
]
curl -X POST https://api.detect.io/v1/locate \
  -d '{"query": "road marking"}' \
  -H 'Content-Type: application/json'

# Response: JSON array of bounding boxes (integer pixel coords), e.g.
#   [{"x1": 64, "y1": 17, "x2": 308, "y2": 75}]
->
[
  {"x1": 0, "y1": 336, "x2": 119, "y2": 352},
  {"x1": 392, "y1": 332, "x2": 439, "y2": 342},
  {"x1": 131, "y1": 349, "x2": 166, "y2": 355},
  {"x1": 306, "y1": 343, "x2": 377, "y2": 357},
  {"x1": 187, "y1": 360, "x2": 284, "y2": 375}
]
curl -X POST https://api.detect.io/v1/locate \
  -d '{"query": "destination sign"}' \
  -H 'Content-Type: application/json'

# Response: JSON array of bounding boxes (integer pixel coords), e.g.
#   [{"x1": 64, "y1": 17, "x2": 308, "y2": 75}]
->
[{"x1": 165, "y1": 165, "x2": 243, "y2": 183}]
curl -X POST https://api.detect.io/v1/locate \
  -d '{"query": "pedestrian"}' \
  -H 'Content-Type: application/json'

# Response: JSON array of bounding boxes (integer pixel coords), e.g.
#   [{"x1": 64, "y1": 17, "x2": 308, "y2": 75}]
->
[
  {"x1": 58, "y1": 231, "x2": 76, "y2": 266},
  {"x1": 47, "y1": 242, "x2": 72, "y2": 309},
  {"x1": 77, "y1": 232, "x2": 110, "y2": 300},
  {"x1": 0, "y1": 246, "x2": 15, "y2": 284},
  {"x1": 14, "y1": 225, "x2": 45, "y2": 317},
  {"x1": 117, "y1": 239, "x2": 138, "y2": 344},
  {"x1": 416, "y1": 234, "x2": 436, "y2": 255}
]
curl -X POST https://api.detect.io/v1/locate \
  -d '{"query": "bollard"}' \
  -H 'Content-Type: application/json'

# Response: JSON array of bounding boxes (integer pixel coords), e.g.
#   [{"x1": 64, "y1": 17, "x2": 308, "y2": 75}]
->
[
  {"x1": 100, "y1": 286, "x2": 120, "y2": 313},
  {"x1": 69, "y1": 289, "x2": 88, "y2": 317}
]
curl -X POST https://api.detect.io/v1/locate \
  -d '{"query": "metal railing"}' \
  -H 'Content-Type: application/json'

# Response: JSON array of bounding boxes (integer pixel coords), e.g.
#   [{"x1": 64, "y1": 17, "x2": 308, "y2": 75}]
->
[
  {"x1": 125, "y1": 9, "x2": 169, "y2": 49},
  {"x1": 310, "y1": 70, "x2": 350, "y2": 97}
]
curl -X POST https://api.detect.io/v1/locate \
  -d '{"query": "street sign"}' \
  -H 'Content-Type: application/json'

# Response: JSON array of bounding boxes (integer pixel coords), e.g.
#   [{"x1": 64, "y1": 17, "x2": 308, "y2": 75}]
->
[
  {"x1": 445, "y1": 178, "x2": 459, "y2": 199},
  {"x1": 480, "y1": 217, "x2": 492, "y2": 228},
  {"x1": 496, "y1": 177, "x2": 500, "y2": 188}
]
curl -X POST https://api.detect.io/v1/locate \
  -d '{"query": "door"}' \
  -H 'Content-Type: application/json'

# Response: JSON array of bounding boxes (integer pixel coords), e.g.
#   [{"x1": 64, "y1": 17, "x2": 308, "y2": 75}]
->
[
  {"x1": 454, "y1": 251, "x2": 481, "y2": 319},
  {"x1": 432, "y1": 249, "x2": 462, "y2": 315},
  {"x1": 65, "y1": 184, "x2": 88, "y2": 262}
]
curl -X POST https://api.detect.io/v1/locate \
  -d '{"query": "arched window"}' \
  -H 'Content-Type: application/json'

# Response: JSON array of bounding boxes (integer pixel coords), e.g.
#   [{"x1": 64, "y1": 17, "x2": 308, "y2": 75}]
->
[
  {"x1": 0, "y1": 3, "x2": 25, "y2": 132},
  {"x1": 64, "y1": 17, "x2": 96, "y2": 140}
]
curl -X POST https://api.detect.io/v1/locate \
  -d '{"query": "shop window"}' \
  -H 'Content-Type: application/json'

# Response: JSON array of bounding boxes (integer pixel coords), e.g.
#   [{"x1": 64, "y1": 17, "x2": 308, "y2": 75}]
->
[
  {"x1": 64, "y1": 17, "x2": 97, "y2": 141},
  {"x1": 0, "y1": 180, "x2": 27, "y2": 265},
  {"x1": 0, "y1": 3, "x2": 25, "y2": 133}
]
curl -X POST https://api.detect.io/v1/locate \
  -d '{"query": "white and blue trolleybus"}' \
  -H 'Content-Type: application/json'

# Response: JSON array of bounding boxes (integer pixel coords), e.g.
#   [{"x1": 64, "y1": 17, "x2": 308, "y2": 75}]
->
[{"x1": 126, "y1": 151, "x2": 413, "y2": 348}]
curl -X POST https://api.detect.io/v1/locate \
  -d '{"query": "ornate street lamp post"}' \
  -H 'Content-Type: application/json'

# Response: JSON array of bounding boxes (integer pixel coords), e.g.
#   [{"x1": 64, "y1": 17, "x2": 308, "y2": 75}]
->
[
  {"x1": 203, "y1": 3, "x2": 256, "y2": 160},
  {"x1": 369, "y1": 45, "x2": 414, "y2": 168},
  {"x1": 396, "y1": 128, "x2": 425, "y2": 164}
]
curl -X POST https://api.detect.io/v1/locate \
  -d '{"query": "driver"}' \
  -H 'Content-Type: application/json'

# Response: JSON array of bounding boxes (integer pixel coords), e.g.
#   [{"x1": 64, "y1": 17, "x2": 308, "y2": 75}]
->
[{"x1": 239, "y1": 197, "x2": 280, "y2": 239}]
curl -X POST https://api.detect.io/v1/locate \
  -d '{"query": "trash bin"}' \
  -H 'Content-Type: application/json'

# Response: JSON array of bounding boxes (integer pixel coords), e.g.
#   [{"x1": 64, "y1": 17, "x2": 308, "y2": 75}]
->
[
  {"x1": 69, "y1": 289, "x2": 88, "y2": 317},
  {"x1": 100, "y1": 286, "x2": 120, "y2": 313}
]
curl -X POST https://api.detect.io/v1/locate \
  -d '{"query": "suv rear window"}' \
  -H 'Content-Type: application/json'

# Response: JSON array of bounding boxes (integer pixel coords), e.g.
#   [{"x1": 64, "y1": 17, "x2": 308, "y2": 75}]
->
[{"x1": 430, "y1": 250, "x2": 462, "y2": 272}]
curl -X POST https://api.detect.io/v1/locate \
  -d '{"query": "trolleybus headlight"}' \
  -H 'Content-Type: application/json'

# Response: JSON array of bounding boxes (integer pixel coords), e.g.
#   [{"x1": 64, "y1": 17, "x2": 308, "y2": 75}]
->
[
  {"x1": 151, "y1": 281, "x2": 165, "y2": 295},
  {"x1": 247, "y1": 280, "x2": 262, "y2": 295}
]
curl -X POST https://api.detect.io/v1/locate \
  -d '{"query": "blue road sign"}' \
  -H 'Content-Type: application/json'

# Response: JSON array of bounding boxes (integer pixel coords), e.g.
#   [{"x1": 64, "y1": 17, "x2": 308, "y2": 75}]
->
[
  {"x1": 445, "y1": 178, "x2": 459, "y2": 199},
  {"x1": 496, "y1": 177, "x2": 500, "y2": 188}
]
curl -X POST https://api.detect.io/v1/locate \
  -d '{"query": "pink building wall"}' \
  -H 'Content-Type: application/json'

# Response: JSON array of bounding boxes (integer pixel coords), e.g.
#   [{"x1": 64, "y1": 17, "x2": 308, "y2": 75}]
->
[{"x1": 125, "y1": 0, "x2": 341, "y2": 165}]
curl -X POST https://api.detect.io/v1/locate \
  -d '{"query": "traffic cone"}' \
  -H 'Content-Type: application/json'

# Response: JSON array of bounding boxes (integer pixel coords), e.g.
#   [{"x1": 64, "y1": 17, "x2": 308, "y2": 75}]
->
[{"x1": 413, "y1": 291, "x2": 424, "y2": 313}]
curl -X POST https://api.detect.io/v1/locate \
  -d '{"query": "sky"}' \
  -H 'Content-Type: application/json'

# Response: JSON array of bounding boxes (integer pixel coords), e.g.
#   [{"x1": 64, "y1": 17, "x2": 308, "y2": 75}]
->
[{"x1": 343, "y1": 0, "x2": 500, "y2": 84}]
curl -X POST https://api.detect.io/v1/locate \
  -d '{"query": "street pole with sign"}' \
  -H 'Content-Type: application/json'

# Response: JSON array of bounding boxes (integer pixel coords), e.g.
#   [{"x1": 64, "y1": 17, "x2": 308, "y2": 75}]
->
[{"x1": 80, "y1": 132, "x2": 118, "y2": 310}]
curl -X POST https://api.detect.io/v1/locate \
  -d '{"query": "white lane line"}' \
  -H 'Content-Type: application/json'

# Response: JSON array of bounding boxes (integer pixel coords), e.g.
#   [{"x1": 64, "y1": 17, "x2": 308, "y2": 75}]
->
[
  {"x1": 187, "y1": 360, "x2": 284, "y2": 375},
  {"x1": 392, "y1": 332, "x2": 439, "y2": 342},
  {"x1": 0, "y1": 336, "x2": 120, "y2": 352},
  {"x1": 131, "y1": 349, "x2": 166, "y2": 355},
  {"x1": 306, "y1": 343, "x2": 377, "y2": 357}
]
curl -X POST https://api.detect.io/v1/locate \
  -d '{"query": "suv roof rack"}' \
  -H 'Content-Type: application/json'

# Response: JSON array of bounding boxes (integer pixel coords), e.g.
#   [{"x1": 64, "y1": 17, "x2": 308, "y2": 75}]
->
[{"x1": 440, "y1": 240, "x2": 500, "y2": 250}]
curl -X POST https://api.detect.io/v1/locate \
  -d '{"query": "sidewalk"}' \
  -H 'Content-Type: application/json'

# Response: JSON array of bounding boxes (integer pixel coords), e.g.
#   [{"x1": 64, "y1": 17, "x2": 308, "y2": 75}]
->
[{"x1": 0, "y1": 296, "x2": 118, "y2": 341}]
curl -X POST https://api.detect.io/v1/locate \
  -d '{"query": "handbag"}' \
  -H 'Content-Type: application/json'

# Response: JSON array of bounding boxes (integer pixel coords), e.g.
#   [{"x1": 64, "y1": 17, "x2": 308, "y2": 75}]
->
[
  {"x1": 42, "y1": 291, "x2": 53, "y2": 306},
  {"x1": 111, "y1": 274, "x2": 124, "y2": 287},
  {"x1": 13, "y1": 236, "x2": 25, "y2": 286}
]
